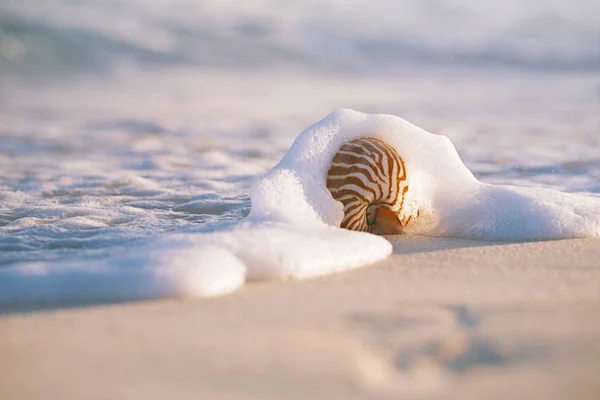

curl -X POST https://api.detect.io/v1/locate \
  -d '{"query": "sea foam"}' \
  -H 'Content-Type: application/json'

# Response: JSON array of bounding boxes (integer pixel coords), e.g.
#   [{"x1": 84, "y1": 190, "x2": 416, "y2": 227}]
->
[{"x1": 1, "y1": 109, "x2": 599, "y2": 308}]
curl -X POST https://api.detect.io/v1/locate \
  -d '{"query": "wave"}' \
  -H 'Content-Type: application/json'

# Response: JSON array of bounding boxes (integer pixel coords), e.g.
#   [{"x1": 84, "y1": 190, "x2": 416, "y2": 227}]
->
[
  {"x1": 2, "y1": 0, "x2": 599, "y2": 80},
  {"x1": 2, "y1": 109, "x2": 599, "y2": 310},
  {"x1": 0, "y1": 13, "x2": 189, "y2": 79}
]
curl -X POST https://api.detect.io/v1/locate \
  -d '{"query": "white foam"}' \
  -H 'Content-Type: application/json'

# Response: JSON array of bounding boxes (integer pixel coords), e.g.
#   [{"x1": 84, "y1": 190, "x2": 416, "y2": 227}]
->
[
  {"x1": 0, "y1": 244, "x2": 246, "y2": 307},
  {"x1": 0, "y1": 222, "x2": 391, "y2": 308},
  {"x1": 1, "y1": 109, "x2": 599, "y2": 309}
]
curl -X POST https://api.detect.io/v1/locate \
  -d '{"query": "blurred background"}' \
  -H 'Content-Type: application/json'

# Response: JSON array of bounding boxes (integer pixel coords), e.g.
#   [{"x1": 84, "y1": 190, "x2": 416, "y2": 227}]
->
[
  {"x1": 1, "y1": 0, "x2": 599, "y2": 79},
  {"x1": 1, "y1": 0, "x2": 599, "y2": 265}
]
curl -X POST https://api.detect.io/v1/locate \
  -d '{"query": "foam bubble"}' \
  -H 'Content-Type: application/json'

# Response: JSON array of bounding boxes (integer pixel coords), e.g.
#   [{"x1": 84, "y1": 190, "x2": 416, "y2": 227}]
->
[{"x1": 150, "y1": 245, "x2": 246, "y2": 297}]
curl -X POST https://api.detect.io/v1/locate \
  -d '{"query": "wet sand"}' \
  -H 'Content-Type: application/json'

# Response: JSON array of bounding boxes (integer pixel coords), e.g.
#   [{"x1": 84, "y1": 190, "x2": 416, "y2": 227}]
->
[{"x1": 2, "y1": 236, "x2": 600, "y2": 400}]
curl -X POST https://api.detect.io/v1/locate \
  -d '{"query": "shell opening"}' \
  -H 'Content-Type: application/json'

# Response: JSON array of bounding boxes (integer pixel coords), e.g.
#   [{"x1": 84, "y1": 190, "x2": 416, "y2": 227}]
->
[{"x1": 367, "y1": 204, "x2": 404, "y2": 235}]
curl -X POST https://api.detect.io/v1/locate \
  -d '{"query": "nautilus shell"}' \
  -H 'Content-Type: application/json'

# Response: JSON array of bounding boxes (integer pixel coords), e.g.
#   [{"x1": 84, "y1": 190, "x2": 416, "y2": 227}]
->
[{"x1": 327, "y1": 137, "x2": 415, "y2": 235}]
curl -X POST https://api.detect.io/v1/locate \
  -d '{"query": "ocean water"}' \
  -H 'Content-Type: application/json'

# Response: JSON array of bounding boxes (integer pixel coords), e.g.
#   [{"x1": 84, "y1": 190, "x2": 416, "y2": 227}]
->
[
  {"x1": 2, "y1": 0, "x2": 600, "y2": 78},
  {"x1": 1, "y1": 1, "x2": 599, "y2": 307}
]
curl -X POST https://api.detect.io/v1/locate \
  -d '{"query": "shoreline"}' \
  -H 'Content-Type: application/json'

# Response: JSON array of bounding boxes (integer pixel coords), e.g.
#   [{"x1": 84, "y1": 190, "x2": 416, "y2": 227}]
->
[{"x1": 2, "y1": 236, "x2": 600, "y2": 399}]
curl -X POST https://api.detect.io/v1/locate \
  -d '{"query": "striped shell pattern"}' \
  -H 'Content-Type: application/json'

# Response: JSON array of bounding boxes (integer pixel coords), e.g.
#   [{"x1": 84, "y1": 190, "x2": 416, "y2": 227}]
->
[{"x1": 327, "y1": 137, "x2": 414, "y2": 234}]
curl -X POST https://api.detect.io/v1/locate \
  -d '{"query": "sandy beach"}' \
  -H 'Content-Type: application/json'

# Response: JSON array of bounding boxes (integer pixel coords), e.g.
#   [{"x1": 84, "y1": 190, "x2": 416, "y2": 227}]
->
[
  {"x1": 2, "y1": 236, "x2": 599, "y2": 400},
  {"x1": 3, "y1": 1, "x2": 600, "y2": 399}
]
